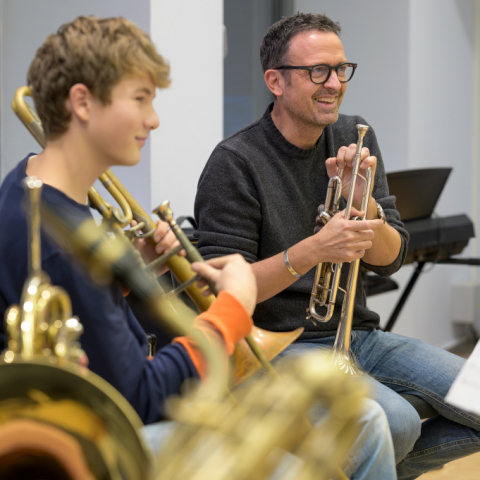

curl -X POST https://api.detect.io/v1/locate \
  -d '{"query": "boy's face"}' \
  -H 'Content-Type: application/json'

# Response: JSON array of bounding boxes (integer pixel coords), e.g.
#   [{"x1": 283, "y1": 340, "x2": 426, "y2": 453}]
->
[{"x1": 87, "y1": 73, "x2": 159, "y2": 167}]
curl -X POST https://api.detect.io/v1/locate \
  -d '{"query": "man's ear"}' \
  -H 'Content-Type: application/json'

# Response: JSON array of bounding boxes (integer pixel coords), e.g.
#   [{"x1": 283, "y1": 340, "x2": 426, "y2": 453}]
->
[
  {"x1": 68, "y1": 84, "x2": 92, "y2": 123},
  {"x1": 264, "y1": 69, "x2": 284, "y2": 98}
]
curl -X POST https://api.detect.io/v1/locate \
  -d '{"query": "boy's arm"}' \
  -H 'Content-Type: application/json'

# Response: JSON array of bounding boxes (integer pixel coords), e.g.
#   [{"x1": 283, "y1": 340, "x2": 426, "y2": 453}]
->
[
  {"x1": 173, "y1": 291, "x2": 253, "y2": 377},
  {"x1": 172, "y1": 255, "x2": 257, "y2": 377},
  {"x1": 47, "y1": 252, "x2": 256, "y2": 424}
]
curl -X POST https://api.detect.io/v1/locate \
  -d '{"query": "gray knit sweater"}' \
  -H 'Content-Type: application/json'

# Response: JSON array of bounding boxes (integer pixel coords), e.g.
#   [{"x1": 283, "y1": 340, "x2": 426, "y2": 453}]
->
[{"x1": 195, "y1": 106, "x2": 409, "y2": 339}]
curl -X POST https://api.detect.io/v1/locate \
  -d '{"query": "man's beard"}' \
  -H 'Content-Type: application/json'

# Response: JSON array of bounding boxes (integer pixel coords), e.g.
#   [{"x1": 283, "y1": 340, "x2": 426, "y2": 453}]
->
[{"x1": 284, "y1": 90, "x2": 341, "y2": 131}]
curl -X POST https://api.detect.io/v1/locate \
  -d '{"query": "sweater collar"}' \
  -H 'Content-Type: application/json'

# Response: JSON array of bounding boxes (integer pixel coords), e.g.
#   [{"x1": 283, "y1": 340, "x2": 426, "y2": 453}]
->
[{"x1": 260, "y1": 103, "x2": 326, "y2": 159}]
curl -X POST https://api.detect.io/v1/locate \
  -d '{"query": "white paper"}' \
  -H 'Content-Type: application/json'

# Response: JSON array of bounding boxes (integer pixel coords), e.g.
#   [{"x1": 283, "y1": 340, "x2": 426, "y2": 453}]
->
[{"x1": 445, "y1": 340, "x2": 480, "y2": 416}]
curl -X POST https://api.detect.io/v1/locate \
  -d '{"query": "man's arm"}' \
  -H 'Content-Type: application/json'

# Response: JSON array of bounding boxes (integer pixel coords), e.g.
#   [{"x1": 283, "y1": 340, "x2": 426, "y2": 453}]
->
[
  {"x1": 361, "y1": 196, "x2": 402, "y2": 266},
  {"x1": 252, "y1": 209, "x2": 383, "y2": 303}
]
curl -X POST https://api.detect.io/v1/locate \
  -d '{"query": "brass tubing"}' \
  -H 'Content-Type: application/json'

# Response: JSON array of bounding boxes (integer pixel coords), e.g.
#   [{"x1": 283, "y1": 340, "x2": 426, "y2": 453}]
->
[
  {"x1": 307, "y1": 170, "x2": 344, "y2": 323},
  {"x1": 146, "y1": 244, "x2": 184, "y2": 273},
  {"x1": 104, "y1": 170, "x2": 216, "y2": 312},
  {"x1": 244, "y1": 336, "x2": 279, "y2": 378},
  {"x1": 24, "y1": 177, "x2": 43, "y2": 275},
  {"x1": 331, "y1": 165, "x2": 372, "y2": 376},
  {"x1": 98, "y1": 173, "x2": 133, "y2": 227},
  {"x1": 164, "y1": 275, "x2": 199, "y2": 298},
  {"x1": 12, "y1": 87, "x2": 46, "y2": 148},
  {"x1": 154, "y1": 200, "x2": 203, "y2": 264},
  {"x1": 154, "y1": 201, "x2": 281, "y2": 377}
]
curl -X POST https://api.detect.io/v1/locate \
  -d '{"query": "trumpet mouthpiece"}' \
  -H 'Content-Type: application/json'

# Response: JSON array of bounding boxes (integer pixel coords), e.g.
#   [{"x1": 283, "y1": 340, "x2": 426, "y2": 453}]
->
[{"x1": 356, "y1": 124, "x2": 369, "y2": 138}]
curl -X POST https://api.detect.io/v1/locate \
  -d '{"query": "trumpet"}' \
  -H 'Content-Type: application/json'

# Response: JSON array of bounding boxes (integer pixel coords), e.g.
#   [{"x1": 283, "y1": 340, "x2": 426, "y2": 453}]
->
[
  {"x1": 307, "y1": 124, "x2": 372, "y2": 376},
  {"x1": 12, "y1": 86, "x2": 303, "y2": 385}
]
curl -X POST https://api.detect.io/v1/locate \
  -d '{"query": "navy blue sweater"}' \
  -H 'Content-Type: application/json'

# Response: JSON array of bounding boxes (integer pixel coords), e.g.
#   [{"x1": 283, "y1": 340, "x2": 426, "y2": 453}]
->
[{"x1": 0, "y1": 155, "x2": 198, "y2": 424}]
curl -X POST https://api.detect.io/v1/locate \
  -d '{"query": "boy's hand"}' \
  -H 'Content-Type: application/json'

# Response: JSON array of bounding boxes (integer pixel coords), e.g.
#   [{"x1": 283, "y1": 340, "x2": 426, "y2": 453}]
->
[
  {"x1": 191, "y1": 254, "x2": 257, "y2": 316},
  {"x1": 131, "y1": 219, "x2": 185, "y2": 276}
]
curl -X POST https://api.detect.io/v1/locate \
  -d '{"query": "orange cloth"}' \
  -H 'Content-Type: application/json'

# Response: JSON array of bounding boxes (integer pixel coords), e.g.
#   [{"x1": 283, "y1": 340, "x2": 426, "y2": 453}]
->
[{"x1": 172, "y1": 291, "x2": 252, "y2": 378}]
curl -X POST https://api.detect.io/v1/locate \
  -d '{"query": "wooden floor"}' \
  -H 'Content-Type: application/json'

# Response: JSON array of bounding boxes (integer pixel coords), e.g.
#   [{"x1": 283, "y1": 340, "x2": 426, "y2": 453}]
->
[
  {"x1": 418, "y1": 337, "x2": 479, "y2": 480},
  {"x1": 418, "y1": 451, "x2": 480, "y2": 479}
]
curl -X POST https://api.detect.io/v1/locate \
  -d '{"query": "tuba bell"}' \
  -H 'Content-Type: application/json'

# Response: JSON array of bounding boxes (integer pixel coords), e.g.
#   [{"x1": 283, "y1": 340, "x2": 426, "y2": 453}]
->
[{"x1": 0, "y1": 177, "x2": 152, "y2": 480}]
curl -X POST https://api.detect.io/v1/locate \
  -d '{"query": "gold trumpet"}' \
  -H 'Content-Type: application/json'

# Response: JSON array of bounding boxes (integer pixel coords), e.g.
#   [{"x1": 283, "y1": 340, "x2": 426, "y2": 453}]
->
[
  {"x1": 12, "y1": 86, "x2": 303, "y2": 385},
  {"x1": 307, "y1": 125, "x2": 372, "y2": 376},
  {"x1": 1, "y1": 178, "x2": 152, "y2": 480}
]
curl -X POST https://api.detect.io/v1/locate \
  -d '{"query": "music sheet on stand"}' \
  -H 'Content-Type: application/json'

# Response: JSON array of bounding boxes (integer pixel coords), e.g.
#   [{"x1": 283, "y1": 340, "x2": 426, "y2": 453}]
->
[{"x1": 445, "y1": 340, "x2": 480, "y2": 417}]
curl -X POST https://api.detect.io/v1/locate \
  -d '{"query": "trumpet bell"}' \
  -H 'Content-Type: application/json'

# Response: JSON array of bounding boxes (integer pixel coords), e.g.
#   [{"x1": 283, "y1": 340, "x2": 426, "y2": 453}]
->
[
  {"x1": 230, "y1": 326, "x2": 304, "y2": 387},
  {"x1": 0, "y1": 359, "x2": 153, "y2": 480},
  {"x1": 330, "y1": 347, "x2": 364, "y2": 377}
]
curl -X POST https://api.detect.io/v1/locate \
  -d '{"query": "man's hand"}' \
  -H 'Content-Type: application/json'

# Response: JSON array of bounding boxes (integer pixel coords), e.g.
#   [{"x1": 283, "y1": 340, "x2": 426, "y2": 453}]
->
[
  {"x1": 191, "y1": 254, "x2": 258, "y2": 316},
  {"x1": 310, "y1": 207, "x2": 384, "y2": 264},
  {"x1": 325, "y1": 145, "x2": 377, "y2": 209},
  {"x1": 132, "y1": 219, "x2": 185, "y2": 276}
]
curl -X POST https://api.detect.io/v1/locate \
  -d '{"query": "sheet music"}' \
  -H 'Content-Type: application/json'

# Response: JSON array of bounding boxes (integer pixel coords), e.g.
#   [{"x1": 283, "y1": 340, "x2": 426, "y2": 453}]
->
[{"x1": 445, "y1": 340, "x2": 480, "y2": 416}]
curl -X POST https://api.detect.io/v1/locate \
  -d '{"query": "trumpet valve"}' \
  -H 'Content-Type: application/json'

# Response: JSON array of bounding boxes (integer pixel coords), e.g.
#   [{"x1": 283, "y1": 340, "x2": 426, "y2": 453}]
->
[{"x1": 318, "y1": 211, "x2": 330, "y2": 226}]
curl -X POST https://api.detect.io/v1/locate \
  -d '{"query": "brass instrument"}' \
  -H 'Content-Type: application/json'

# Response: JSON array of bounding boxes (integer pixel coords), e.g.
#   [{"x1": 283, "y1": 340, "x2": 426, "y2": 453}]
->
[
  {"x1": 12, "y1": 86, "x2": 303, "y2": 386},
  {"x1": 157, "y1": 351, "x2": 366, "y2": 480},
  {"x1": 0, "y1": 178, "x2": 152, "y2": 480},
  {"x1": 5, "y1": 79, "x2": 369, "y2": 479},
  {"x1": 39, "y1": 198, "x2": 363, "y2": 480},
  {"x1": 307, "y1": 125, "x2": 373, "y2": 376}
]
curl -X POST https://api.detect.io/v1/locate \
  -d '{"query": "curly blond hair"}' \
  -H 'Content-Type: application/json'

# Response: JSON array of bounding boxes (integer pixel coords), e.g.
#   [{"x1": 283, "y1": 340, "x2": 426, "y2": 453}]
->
[{"x1": 27, "y1": 16, "x2": 170, "y2": 139}]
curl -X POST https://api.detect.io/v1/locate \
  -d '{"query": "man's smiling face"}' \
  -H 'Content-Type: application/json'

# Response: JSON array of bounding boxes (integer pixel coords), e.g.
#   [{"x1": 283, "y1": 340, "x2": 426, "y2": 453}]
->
[{"x1": 278, "y1": 31, "x2": 348, "y2": 130}]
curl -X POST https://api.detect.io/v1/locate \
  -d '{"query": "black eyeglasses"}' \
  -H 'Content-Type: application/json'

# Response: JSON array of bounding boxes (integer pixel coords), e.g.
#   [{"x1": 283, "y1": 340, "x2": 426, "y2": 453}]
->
[{"x1": 275, "y1": 62, "x2": 357, "y2": 85}]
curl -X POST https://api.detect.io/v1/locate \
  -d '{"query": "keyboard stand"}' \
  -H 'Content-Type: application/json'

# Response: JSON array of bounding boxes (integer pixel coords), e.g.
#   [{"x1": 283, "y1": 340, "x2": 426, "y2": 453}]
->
[{"x1": 382, "y1": 257, "x2": 480, "y2": 332}]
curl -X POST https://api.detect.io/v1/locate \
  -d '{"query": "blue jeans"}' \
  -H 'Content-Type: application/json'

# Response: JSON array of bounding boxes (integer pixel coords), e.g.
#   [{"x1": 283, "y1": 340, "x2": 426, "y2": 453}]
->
[
  {"x1": 276, "y1": 329, "x2": 480, "y2": 480},
  {"x1": 142, "y1": 401, "x2": 395, "y2": 480},
  {"x1": 333, "y1": 398, "x2": 396, "y2": 479}
]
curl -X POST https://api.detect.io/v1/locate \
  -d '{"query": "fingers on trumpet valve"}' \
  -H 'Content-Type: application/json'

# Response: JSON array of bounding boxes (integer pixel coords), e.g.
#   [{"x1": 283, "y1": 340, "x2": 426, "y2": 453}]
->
[{"x1": 314, "y1": 204, "x2": 331, "y2": 234}]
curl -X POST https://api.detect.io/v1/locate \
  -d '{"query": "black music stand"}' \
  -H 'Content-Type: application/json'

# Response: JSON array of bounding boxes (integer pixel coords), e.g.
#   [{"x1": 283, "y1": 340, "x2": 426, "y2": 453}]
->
[{"x1": 386, "y1": 168, "x2": 451, "y2": 222}]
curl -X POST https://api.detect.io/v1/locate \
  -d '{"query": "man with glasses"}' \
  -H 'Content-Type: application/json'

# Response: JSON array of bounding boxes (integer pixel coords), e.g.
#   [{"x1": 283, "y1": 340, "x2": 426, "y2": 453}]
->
[{"x1": 195, "y1": 12, "x2": 480, "y2": 479}]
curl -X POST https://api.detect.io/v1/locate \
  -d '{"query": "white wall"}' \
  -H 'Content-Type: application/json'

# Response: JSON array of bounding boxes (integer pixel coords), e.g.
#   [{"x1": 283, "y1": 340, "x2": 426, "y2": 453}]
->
[
  {"x1": 296, "y1": 0, "x2": 480, "y2": 348},
  {"x1": 0, "y1": 0, "x2": 224, "y2": 219},
  {"x1": 149, "y1": 1, "x2": 224, "y2": 220},
  {"x1": 0, "y1": 0, "x2": 152, "y2": 209},
  {"x1": 295, "y1": 1, "x2": 411, "y2": 172}
]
